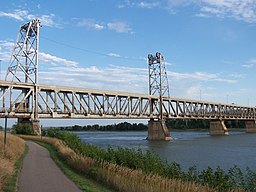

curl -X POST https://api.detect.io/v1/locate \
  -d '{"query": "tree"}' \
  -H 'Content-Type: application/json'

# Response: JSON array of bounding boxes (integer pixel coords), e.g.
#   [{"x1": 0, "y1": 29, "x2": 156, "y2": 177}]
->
[{"x1": 12, "y1": 123, "x2": 33, "y2": 135}]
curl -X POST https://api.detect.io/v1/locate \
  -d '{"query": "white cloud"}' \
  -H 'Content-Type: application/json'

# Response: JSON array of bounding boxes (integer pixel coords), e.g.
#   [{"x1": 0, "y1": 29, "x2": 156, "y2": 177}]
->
[
  {"x1": 0, "y1": 40, "x2": 14, "y2": 61},
  {"x1": 39, "y1": 52, "x2": 78, "y2": 67},
  {"x1": 200, "y1": 6, "x2": 222, "y2": 15},
  {"x1": 37, "y1": 56, "x2": 239, "y2": 100},
  {"x1": 195, "y1": 13, "x2": 210, "y2": 18},
  {"x1": 0, "y1": 9, "x2": 61, "y2": 28},
  {"x1": 119, "y1": 0, "x2": 256, "y2": 24},
  {"x1": 137, "y1": 2, "x2": 160, "y2": 9},
  {"x1": 241, "y1": 58, "x2": 256, "y2": 68},
  {"x1": 107, "y1": 53, "x2": 121, "y2": 58},
  {"x1": 149, "y1": 0, "x2": 256, "y2": 23},
  {"x1": 0, "y1": 9, "x2": 27, "y2": 21},
  {"x1": 228, "y1": 73, "x2": 245, "y2": 78},
  {"x1": 38, "y1": 14, "x2": 60, "y2": 28},
  {"x1": 213, "y1": 78, "x2": 236, "y2": 83},
  {"x1": 242, "y1": 63, "x2": 254, "y2": 68},
  {"x1": 170, "y1": 71, "x2": 236, "y2": 83},
  {"x1": 76, "y1": 18, "x2": 133, "y2": 33},
  {"x1": 196, "y1": 0, "x2": 256, "y2": 23},
  {"x1": 118, "y1": 1, "x2": 160, "y2": 9},
  {"x1": 107, "y1": 21, "x2": 132, "y2": 33},
  {"x1": 39, "y1": 65, "x2": 148, "y2": 93},
  {"x1": 77, "y1": 19, "x2": 104, "y2": 30}
]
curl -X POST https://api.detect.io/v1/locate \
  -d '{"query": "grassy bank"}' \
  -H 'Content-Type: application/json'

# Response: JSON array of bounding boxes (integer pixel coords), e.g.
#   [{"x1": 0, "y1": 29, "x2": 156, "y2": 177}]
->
[
  {"x1": 20, "y1": 134, "x2": 216, "y2": 192},
  {"x1": 0, "y1": 132, "x2": 26, "y2": 192},
  {"x1": 46, "y1": 130, "x2": 256, "y2": 191}
]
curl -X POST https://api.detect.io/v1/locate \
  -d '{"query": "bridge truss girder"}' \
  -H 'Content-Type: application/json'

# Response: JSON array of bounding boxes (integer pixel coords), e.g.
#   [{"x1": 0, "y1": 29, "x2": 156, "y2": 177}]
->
[{"x1": 0, "y1": 80, "x2": 255, "y2": 120}]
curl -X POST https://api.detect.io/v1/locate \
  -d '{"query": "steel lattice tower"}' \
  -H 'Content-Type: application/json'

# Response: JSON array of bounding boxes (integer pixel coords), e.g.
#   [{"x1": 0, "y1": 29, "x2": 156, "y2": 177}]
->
[
  {"x1": 148, "y1": 52, "x2": 170, "y2": 97},
  {"x1": 5, "y1": 19, "x2": 41, "y2": 84},
  {"x1": 148, "y1": 52, "x2": 170, "y2": 119},
  {"x1": 5, "y1": 19, "x2": 41, "y2": 129}
]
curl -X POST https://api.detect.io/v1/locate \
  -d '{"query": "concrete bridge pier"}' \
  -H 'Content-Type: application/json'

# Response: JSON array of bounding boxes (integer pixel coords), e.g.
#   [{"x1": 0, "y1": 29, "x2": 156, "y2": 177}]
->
[
  {"x1": 210, "y1": 120, "x2": 229, "y2": 136},
  {"x1": 147, "y1": 119, "x2": 171, "y2": 141},
  {"x1": 18, "y1": 118, "x2": 41, "y2": 135},
  {"x1": 245, "y1": 121, "x2": 256, "y2": 133}
]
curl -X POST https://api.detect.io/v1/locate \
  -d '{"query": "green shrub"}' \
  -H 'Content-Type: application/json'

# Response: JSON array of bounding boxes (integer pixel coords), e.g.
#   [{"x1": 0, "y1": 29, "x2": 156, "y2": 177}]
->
[{"x1": 245, "y1": 167, "x2": 256, "y2": 191}]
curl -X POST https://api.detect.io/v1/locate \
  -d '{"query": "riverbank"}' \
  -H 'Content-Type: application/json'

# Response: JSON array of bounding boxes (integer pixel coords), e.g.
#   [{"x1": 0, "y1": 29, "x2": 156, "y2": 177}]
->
[
  {"x1": 20, "y1": 134, "x2": 218, "y2": 192},
  {"x1": 24, "y1": 130, "x2": 256, "y2": 191}
]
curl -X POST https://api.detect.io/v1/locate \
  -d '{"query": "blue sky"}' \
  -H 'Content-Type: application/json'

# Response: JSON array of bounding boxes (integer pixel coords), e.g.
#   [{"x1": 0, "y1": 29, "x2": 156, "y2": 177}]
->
[{"x1": 0, "y1": 0, "x2": 256, "y2": 126}]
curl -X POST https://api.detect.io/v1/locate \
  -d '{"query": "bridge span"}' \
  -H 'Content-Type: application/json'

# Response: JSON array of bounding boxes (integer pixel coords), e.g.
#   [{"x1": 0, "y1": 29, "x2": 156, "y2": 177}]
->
[
  {"x1": 1, "y1": 19, "x2": 256, "y2": 140},
  {"x1": 0, "y1": 80, "x2": 255, "y2": 120},
  {"x1": 1, "y1": 80, "x2": 256, "y2": 139}
]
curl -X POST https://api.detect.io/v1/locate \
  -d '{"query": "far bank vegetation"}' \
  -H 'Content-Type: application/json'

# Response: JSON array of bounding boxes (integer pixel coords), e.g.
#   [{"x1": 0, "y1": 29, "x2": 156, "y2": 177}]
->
[{"x1": 54, "y1": 120, "x2": 245, "y2": 132}]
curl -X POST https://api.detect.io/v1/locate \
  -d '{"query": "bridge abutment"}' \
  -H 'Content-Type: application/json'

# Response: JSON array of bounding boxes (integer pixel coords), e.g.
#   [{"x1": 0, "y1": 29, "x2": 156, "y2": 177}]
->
[
  {"x1": 18, "y1": 118, "x2": 41, "y2": 135},
  {"x1": 245, "y1": 121, "x2": 256, "y2": 133},
  {"x1": 210, "y1": 120, "x2": 229, "y2": 136},
  {"x1": 147, "y1": 119, "x2": 171, "y2": 141}
]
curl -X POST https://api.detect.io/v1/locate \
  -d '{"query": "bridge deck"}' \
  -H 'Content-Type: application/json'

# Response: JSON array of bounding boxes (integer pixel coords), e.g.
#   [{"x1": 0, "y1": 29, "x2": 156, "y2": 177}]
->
[{"x1": 0, "y1": 80, "x2": 255, "y2": 120}]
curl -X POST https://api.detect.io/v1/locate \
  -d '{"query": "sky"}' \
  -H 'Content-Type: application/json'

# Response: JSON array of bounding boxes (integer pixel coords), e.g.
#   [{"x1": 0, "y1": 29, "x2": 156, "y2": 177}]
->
[{"x1": 0, "y1": 0, "x2": 256, "y2": 126}]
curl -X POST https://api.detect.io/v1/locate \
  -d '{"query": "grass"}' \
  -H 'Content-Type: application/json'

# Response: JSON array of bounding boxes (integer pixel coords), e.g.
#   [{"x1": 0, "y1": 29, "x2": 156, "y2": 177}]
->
[
  {"x1": 3, "y1": 145, "x2": 28, "y2": 192},
  {"x1": 34, "y1": 140, "x2": 113, "y2": 192},
  {"x1": 20, "y1": 135, "x2": 217, "y2": 192},
  {"x1": 0, "y1": 132, "x2": 26, "y2": 192}
]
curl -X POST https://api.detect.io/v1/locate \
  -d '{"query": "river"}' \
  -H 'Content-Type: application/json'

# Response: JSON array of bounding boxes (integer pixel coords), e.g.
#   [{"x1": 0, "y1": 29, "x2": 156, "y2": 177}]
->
[{"x1": 75, "y1": 131, "x2": 256, "y2": 171}]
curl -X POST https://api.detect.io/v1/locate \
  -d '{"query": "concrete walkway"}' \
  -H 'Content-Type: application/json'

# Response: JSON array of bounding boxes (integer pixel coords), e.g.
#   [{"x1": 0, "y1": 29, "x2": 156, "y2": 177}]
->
[{"x1": 18, "y1": 141, "x2": 82, "y2": 192}]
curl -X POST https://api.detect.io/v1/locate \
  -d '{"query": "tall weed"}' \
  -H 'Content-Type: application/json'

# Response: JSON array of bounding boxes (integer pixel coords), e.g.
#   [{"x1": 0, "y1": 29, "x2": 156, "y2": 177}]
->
[{"x1": 0, "y1": 132, "x2": 25, "y2": 191}]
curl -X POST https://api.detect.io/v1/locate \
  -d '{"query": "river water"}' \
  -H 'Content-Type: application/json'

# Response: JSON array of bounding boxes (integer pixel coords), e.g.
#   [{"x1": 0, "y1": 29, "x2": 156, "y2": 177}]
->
[{"x1": 75, "y1": 131, "x2": 256, "y2": 171}]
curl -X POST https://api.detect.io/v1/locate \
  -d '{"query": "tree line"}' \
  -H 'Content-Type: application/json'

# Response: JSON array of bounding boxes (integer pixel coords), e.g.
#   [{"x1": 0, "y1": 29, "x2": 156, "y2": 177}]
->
[
  {"x1": 56, "y1": 119, "x2": 245, "y2": 132},
  {"x1": 166, "y1": 119, "x2": 245, "y2": 130},
  {"x1": 59, "y1": 122, "x2": 147, "y2": 131}
]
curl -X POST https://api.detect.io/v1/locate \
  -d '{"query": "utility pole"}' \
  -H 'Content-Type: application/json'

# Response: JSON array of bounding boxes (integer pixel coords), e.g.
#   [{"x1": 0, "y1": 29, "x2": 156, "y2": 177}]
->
[{"x1": 4, "y1": 110, "x2": 7, "y2": 147}]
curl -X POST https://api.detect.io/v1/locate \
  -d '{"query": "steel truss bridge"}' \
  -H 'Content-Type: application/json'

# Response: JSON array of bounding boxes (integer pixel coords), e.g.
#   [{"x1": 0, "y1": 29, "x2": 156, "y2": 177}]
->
[
  {"x1": 1, "y1": 19, "x2": 256, "y2": 139},
  {"x1": 0, "y1": 80, "x2": 255, "y2": 120}
]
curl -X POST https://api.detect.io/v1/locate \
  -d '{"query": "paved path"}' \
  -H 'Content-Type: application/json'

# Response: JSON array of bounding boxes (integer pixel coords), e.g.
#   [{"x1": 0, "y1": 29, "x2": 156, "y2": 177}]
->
[{"x1": 18, "y1": 141, "x2": 82, "y2": 192}]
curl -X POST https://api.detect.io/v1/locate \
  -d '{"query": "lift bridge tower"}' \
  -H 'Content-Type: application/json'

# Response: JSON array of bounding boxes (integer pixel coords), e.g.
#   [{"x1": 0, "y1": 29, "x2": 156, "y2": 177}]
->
[
  {"x1": 147, "y1": 52, "x2": 171, "y2": 140},
  {"x1": 5, "y1": 19, "x2": 41, "y2": 134}
]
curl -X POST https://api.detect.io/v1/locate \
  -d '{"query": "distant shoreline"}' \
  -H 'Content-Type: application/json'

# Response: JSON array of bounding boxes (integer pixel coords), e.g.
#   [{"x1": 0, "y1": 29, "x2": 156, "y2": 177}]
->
[{"x1": 42, "y1": 127, "x2": 246, "y2": 132}]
